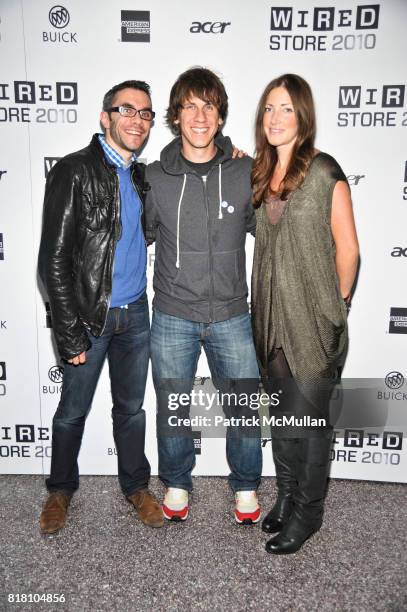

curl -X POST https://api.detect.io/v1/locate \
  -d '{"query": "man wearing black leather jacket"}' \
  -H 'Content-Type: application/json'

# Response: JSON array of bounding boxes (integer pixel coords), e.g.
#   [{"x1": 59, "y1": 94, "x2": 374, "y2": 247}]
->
[{"x1": 38, "y1": 80, "x2": 164, "y2": 533}]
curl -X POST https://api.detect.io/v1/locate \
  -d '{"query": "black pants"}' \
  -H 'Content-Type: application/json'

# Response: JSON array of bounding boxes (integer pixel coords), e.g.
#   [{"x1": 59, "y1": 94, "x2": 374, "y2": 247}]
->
[{"x1": 264, "y1": 348, "x2": 333, "y2": 438}]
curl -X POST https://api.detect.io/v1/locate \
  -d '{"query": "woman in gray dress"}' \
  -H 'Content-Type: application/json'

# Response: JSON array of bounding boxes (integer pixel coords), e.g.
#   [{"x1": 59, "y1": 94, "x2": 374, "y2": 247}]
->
[{"x1": 251, "y1": 74, "x2": 359, "y2": 554}]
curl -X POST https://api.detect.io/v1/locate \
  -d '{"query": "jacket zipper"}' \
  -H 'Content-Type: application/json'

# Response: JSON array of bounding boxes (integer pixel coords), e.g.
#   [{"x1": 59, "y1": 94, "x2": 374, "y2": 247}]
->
[
  {"x1": 100, "y1": 172, "x2": 120, "y2": 336},
  {"x1": 202, "y1": 173, "x2": 214, "y2": 322}
]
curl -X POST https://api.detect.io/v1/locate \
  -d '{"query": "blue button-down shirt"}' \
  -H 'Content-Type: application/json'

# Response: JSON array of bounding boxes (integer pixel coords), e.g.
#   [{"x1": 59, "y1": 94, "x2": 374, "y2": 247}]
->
[{"x1": 98, "y1": 133, "x2": 137, "y2": 169}]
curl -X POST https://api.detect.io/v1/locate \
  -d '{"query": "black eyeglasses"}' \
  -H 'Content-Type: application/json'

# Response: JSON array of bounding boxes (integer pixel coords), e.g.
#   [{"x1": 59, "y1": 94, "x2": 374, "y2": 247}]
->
[{"x1": 107, "y1": 106, "x2": 155, "y2": 121}]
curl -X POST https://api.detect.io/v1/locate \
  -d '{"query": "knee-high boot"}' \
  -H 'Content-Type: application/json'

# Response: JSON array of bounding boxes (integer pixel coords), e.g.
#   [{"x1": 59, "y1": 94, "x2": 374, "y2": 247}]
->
[
  {"x1": 262, "y1": 437, "x2": 297, "y2": 533},
  {"x1": 265, "y1": 432, "x2": 333, "y2": 554}
]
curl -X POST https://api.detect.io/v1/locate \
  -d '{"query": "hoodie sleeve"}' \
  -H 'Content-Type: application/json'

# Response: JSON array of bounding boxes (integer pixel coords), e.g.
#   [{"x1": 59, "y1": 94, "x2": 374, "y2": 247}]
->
[
  {"x1": 145, "y1": 169, "x2": 158, "y2": 245},
  {"x1": 240, "y1": 155, "x2": 256, "y2": 236}
]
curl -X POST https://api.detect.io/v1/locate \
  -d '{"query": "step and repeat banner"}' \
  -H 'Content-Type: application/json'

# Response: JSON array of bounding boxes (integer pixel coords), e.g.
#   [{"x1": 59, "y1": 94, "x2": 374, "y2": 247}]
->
[{"x1": 0, "y1": 0, "x2": 406, "y2": 482}]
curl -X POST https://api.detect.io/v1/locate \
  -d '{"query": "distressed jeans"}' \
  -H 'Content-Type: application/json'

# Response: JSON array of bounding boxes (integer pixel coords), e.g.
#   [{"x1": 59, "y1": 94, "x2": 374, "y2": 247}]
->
[{"x1": 151, "y1": 309, "x2": 262, "y2": 492}]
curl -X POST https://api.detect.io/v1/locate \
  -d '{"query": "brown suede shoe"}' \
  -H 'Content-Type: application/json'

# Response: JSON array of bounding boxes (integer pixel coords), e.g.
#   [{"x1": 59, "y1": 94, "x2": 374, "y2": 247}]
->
[
  {"x1": 39, "y1": 492, "x2": 71, "y2": 534},
  {"x1": 127, "y1": 489, "x2": 164, "y2": 528}
]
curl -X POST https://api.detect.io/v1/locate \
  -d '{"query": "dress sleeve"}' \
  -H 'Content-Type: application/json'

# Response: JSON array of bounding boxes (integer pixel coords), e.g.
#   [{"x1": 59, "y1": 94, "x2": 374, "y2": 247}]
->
[{"x1": 313, "y1": 153, "x2": 348, "y2": 223}]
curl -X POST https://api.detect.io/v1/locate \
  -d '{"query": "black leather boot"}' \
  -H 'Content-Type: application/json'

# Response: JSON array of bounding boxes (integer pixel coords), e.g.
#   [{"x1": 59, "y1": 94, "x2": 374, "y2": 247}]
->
[
  {"x1": 265, "y1": 433, "x2": 333, "y2": 554},
  {"x1": 262, "y1": 438, "x2": 297, "y2": 534}
]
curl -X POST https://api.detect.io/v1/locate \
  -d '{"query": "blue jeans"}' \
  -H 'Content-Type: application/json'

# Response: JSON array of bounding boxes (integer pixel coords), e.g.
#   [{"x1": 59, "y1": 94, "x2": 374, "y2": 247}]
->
[
  {"x1": 46, "y1": 294, "x2": 151, "y2": 497},
  {"x1": 151, "y1": 310, "x2": 262, "y2": 492}
]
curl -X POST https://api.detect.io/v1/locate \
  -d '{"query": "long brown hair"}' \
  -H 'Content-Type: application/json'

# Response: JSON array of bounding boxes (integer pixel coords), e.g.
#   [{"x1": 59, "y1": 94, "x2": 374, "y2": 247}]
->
[{"x1": 251, "y1": 74, "x2": 316, "y2": 206}]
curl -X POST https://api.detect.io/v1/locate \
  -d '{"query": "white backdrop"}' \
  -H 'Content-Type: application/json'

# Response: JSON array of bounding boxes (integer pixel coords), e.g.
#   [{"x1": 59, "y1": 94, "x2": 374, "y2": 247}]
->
[{"x1": 0, "y1": 0, "x2": 406, "y2": 482}]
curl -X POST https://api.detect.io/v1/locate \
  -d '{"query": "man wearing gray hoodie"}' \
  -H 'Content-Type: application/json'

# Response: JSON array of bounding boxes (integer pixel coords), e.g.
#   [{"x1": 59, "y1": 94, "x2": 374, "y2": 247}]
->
[{"x1": 145, "y1": 67, "x2": 262, "y2": 523}]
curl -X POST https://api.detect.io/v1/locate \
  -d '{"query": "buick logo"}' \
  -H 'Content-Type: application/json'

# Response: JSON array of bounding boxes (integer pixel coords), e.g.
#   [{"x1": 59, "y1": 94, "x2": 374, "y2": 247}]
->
[
  {"x1": 49, "y1": 6, "x2": 70, "y2": 29},
  {"x1": 385, "y1": 372, "x2": 404, "y2": 390},
  {"x1": 48, "y1": 365, "x2": 64, "y2": 383}
]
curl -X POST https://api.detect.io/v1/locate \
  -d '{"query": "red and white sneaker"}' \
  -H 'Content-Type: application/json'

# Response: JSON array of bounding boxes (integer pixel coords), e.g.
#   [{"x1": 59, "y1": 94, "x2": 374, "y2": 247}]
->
[
  {"x1": 162, "y1": 487, "x2": 189, "y2": 522},
  {"x1": 235, "y1": 490, "x2": 261, "y2": 525}
]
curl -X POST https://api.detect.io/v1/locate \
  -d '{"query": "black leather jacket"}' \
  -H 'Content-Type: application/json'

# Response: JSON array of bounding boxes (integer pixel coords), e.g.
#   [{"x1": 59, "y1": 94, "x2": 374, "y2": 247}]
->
[{"x1": 38, "y1": 134, "x2": 149, "y2": 360}]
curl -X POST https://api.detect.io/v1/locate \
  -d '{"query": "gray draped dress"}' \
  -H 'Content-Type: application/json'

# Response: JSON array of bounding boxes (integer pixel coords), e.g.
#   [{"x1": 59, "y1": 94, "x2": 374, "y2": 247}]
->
[{"x1": 251, "y1": 152, "x2": 349, "y2": 396}]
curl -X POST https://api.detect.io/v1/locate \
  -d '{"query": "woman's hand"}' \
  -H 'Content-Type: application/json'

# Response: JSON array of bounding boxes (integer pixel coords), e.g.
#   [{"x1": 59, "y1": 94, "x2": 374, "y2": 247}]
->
[{"x1": 231, "y1": 146, "x2": 247, "y2": 159}]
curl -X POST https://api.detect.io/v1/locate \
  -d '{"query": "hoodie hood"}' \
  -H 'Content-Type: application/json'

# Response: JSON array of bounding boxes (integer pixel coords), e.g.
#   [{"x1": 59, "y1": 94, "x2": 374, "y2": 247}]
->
[{"x1": 159, "y1": 132, "x2": 234, "y2": 175}]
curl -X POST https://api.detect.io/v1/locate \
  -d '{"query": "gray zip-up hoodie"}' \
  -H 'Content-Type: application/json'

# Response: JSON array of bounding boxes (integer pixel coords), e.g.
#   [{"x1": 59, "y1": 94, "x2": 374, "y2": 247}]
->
[{"x1": 145, "y1": 133, "x2": 255, "y2": 323}]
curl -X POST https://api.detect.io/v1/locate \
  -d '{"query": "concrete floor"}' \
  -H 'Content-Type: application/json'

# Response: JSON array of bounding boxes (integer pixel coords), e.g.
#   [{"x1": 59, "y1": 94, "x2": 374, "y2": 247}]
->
[{"x1": 1, "y1": 475, "x2": 406, "y2": 611}]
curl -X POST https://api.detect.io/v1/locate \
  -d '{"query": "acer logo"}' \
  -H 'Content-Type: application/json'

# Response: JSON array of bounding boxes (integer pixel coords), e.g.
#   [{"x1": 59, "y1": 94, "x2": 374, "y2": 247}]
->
[
  {"x1": 391, "y1": 247, "x2": 407, "y2": 257},
  {"x1": 190, "y1": 21, "x2": 231, "y2": 34},
  {"x1": 347, "y1": 174, "x2": 365, "y2": 186}
]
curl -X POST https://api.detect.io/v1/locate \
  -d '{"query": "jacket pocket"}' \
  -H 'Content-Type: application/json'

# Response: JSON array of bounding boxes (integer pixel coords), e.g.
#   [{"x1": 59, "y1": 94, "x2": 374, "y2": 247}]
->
[
  {"x1": 213, "y1": 249, "x2": 246, "y2": 302},
  {"x1": 81, "y1": 192, "x2": 114, "y2": 232},
  {"x1": 171, "y1": 252, "x2": 209, "y2": 301}
]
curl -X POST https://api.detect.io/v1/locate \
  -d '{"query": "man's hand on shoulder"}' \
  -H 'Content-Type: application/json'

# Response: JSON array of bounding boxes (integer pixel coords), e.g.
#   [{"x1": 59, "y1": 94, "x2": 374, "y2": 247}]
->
[{"x1": 67, "y1": 351, "x2": 87, "y2": 366}]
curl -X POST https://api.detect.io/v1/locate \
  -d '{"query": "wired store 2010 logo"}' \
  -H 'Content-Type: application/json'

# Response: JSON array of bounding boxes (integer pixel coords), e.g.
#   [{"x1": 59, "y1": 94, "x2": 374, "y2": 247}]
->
[
  {"x1": 43, "y1": 5, "x2": 78, "y2": 43},
  {"x1": 0, "y1": 361, "x2": 6, "y2": 397},
  {"x1": 337, "y1": 84, "x2": 406, "y2": 128},
  {"x1": 121, "y1": 11, "x2": 150, "y2": 42},
  {"x1": 0, "y1": 81, "x2": 79, "y2": 125},
  {"x1": 269, "y1": 4, "x2": 380, "y2": 52}
]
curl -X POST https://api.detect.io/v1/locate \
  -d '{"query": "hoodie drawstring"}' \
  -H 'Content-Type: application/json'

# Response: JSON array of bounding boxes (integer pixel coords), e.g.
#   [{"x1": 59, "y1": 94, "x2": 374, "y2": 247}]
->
[{"x1": 176, "y1": 174, "x2": 187, "y2": 269}]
